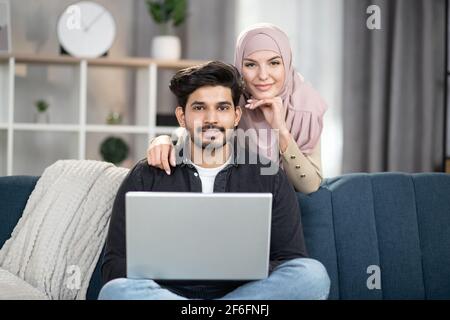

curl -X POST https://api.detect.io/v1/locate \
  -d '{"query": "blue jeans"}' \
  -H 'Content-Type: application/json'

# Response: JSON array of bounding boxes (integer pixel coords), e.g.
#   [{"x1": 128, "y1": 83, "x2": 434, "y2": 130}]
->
[{"x1": 98, "y1": 258, "x2": 330, "y2": 300}]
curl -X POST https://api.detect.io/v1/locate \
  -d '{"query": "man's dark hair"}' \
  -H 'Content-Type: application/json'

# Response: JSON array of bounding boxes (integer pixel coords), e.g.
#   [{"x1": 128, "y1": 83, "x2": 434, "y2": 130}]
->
[{"x1": 169, "y1": 61, "x2": 244, "y2": 110}]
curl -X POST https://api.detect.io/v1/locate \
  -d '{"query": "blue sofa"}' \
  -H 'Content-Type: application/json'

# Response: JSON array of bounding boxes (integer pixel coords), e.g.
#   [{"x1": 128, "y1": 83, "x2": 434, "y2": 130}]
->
[{"x1": 1, "y1": 172, "x2": 449, "y2": 299}]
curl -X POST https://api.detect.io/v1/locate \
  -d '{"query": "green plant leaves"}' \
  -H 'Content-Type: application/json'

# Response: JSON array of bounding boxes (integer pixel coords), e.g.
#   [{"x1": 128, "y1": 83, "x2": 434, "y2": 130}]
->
[
  {"x1": 172, "y1": 0, "x2": 187, "y2": 26},
  {"x1": 147, "y1": 1, "x2": 164, "y2": 24},
  {"x1": 35, "y1": 100, "x2": 49, "y2": 113},
  {"x1": 146, "y1": 0, "x2": 187, "y2": 26},
  {"x1": 100, "y1": 136, "x2": 129, "y2": 165}
]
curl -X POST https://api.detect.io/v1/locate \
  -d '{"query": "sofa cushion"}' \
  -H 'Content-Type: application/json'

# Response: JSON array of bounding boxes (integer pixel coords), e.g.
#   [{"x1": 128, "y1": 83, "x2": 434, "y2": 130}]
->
[
  {"x1": 298, "y1": 187, "x2": 340, "y2": 300},
  {"x1": 413, "y1": 173, "x2": 450, "y2": 299},
  {"x1": 300, "y1": 172, "x2": 450, "y2": 300}
]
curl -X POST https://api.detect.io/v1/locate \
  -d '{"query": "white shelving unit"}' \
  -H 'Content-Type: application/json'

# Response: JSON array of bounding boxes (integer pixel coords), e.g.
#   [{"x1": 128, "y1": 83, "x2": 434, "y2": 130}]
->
[{"x1": 0, "y1": 54, "x2": 205, "y2": 176}]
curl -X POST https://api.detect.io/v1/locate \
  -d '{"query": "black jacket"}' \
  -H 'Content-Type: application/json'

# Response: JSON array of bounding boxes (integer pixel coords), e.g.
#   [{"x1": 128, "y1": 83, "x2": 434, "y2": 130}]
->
[{"x1": 102, "y1": 144, "x2": 308, "y2": 298}]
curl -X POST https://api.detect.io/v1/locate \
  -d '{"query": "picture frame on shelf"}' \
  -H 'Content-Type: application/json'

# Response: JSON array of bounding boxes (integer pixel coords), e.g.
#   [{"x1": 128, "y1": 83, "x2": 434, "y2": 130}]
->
[{"x1": 0, "y1": 0, "x2": 11, "y2": 53}]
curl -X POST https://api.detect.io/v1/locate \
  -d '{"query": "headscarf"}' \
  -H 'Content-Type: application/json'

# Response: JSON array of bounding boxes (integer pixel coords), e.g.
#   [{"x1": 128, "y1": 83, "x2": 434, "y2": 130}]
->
[{"x1": 234, "y1": 23, "x2": 327, "y2": 157}]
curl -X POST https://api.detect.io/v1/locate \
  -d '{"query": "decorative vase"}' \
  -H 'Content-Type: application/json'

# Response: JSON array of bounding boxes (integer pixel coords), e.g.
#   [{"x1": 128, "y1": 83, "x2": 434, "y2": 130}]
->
[
  {"x1": 34, "y1": 111, "x2": 50, "y2": 124},
  {"x1": 151, "y1": 35, "x2": 181, "y2": 60}
]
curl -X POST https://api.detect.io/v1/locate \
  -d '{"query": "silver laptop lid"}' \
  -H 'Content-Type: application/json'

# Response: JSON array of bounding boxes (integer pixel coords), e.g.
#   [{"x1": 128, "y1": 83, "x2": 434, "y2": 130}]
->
[{"x1": 126, "y1": 192, "x2": 272, "y2": 280}]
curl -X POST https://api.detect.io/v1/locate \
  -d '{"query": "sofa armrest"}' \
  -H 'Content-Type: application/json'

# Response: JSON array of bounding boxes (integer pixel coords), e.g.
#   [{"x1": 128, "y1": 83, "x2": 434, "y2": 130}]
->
[{"x1": 0, "y1": 176, "x2": 39, "y2": 248}]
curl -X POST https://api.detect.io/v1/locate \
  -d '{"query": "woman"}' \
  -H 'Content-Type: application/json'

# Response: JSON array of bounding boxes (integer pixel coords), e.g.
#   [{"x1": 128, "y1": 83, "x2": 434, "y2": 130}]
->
[{"x1": 147, "y1": 23, "x2": 327, "y2": 194}]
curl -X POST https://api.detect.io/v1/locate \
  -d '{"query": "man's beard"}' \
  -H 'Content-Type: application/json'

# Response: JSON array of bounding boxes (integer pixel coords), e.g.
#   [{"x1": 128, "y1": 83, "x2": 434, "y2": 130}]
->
[{"x1": 192, "y1": 124, "x2": 228, "y2": 150}]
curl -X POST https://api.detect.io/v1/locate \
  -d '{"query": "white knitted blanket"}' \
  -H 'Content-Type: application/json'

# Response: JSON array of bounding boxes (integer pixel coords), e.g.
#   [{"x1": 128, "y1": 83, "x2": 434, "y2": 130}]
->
[{"x1": 0, "y1": 160, "x2": 128, "y2": 299}]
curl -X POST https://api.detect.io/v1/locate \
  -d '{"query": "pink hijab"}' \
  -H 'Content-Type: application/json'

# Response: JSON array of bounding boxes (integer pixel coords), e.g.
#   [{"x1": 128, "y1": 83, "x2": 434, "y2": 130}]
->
[{"x1": 234, "y1": 23, "x2": 327, "y2": 156}]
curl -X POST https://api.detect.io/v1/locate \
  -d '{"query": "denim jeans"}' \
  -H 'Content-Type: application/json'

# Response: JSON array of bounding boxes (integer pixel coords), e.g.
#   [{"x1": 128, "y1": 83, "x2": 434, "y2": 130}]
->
[{"x1": 98, "y1": 258, "x2": 331, "y2": 300}]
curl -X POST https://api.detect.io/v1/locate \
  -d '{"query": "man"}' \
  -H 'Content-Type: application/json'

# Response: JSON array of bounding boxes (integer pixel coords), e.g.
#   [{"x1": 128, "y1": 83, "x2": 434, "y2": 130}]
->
[{"x1": 99, "y1": 61, "x2": 330, "y2": 300}]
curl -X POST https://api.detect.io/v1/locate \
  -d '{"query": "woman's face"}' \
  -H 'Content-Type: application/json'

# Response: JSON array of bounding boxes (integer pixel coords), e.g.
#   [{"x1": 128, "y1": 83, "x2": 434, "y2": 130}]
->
[{"x1": 241, "y1": 50, "x2": 285, "y2": 100}]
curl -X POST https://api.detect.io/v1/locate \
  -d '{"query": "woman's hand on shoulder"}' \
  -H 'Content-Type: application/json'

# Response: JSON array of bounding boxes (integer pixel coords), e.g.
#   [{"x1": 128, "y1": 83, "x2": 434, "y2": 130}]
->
[{"x1": 147, "y1": 135, "x2": 176, "y2": 175}]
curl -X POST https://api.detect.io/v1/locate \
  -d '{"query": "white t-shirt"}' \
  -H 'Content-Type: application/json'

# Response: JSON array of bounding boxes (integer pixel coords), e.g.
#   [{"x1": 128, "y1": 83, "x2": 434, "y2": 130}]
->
[{"x1": 191, "y1": 157, "x2": 231, "y2": 193}]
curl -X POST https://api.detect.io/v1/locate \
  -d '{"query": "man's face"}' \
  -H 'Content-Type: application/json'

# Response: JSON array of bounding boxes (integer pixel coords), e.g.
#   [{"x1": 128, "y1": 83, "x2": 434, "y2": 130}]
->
[{"x1": 175, "y1": 85, "x2": 242, "y2": 149}]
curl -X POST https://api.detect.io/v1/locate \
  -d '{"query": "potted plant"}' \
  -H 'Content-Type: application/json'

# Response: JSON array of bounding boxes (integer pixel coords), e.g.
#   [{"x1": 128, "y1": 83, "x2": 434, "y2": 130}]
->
[
  {"x1": 146, "y1": 0, "x2": 187, "y2": 60},
  {"x1": 100, "y1": 136, "x2": 129, "y2": 166},
  {"x1": 106, "y1": 111, "x2": 123, "y2": 125},
  {"x1": 100, "y1": 111, "x2": 129, "y2": 166},
  {"x1": 34, "y1": 99, "x2": 50, "y2": 123}
]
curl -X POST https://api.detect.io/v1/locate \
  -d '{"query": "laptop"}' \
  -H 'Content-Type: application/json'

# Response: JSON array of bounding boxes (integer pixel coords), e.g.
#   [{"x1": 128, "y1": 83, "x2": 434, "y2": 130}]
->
[{"x1": 125, "y1": 192, "x2": 272, "y2": 281}]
